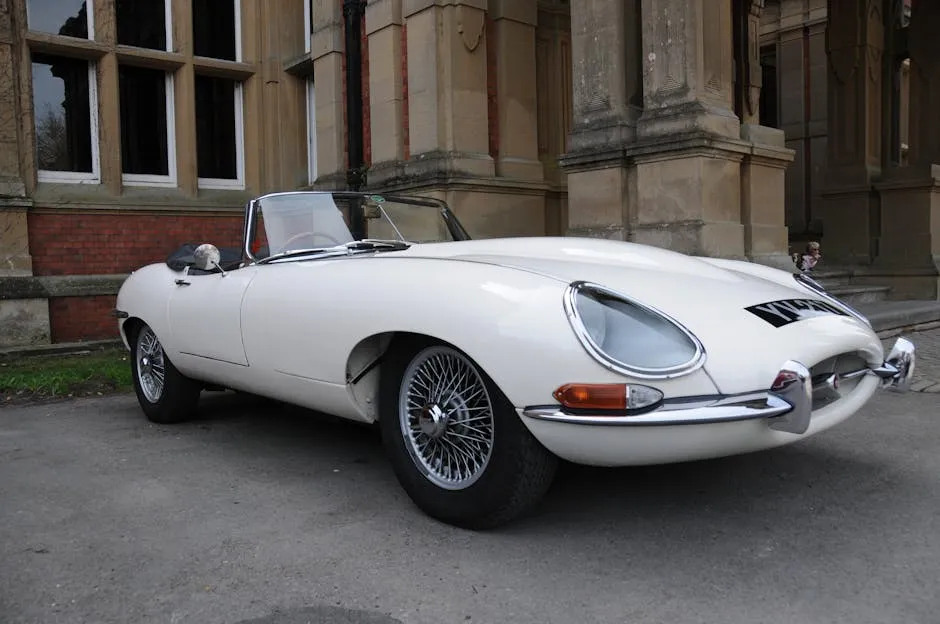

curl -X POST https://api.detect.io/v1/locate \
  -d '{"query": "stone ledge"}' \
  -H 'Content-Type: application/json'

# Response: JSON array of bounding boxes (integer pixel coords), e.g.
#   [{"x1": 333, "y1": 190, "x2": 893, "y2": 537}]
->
[
  {"x1": 361, "y1": 158, "x2": 550, "y2": 196},
  {"x1": 559, "y1": 131, "x2": 756, "y2": 172},
  {"x1": 0, "y1": 274, "x2": 129, "y2": 301},
  {"x1": 0, "y1": 197, "x2": 32, "y2": 210},
  {"x1": 28, "y1": 182, "x2": 252, "y2": 213}
]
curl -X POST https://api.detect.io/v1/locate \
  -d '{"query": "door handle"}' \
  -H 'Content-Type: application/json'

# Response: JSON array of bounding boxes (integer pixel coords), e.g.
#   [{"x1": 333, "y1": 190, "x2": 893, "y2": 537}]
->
[{"x1": 174, "y1": 279, "x2": 191, "y2": 286}]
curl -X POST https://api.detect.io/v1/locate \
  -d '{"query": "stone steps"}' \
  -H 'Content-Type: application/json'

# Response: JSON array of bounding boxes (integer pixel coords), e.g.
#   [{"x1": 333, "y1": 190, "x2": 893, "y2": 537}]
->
[
  {"x1": 853, "y1": 300, "x2": 940, "y2": 336},
  {"x1": 827, "y1": 284, "x2": 892, "y2": 305}
]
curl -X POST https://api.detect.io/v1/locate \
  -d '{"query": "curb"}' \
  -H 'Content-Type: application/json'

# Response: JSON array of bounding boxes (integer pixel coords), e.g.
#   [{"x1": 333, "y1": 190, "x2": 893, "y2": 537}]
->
[{"x1": 0, "y1": 339, "x2": 125, "y2": 360}]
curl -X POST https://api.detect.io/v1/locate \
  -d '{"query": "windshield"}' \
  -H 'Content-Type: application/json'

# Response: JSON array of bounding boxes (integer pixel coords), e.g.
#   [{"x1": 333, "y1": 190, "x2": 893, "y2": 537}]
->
[{"x1": 245, "y1": 191, "x2": 470, "y2": 262}]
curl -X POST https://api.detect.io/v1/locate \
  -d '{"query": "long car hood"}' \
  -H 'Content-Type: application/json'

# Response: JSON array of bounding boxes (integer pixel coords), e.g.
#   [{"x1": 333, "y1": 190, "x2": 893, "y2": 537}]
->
[
  {"x1": 393, "y1": 237, "x2": 882, "y2": 392},
  {"x1": 397, "y1": 236, "x2": 802, "y2": 305}
]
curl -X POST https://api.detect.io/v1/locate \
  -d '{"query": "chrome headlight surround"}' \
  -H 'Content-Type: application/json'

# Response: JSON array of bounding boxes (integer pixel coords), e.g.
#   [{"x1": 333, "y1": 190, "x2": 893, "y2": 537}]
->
[
  {"x1": 563, "y1": 281, "x2": 707, "y2": 380},
  {"x1": 793, "y1": 273, "x2": 872, "y2": 328}
]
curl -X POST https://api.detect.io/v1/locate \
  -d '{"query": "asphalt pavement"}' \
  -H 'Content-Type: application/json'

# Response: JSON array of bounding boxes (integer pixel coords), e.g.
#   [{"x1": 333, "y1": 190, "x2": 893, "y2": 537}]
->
[{"x1": 1, "y1": 332, "x2": 939, "y2": 624}]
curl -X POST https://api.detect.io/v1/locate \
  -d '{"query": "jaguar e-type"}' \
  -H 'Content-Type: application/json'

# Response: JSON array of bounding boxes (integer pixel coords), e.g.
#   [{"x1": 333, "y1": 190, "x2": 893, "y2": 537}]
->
[{"x1": 113, "y1": 191, "x2": 916, "y2": 528}]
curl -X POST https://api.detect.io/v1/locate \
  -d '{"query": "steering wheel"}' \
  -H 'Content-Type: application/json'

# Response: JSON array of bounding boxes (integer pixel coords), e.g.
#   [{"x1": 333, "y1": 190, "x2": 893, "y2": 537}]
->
[{"x1": 276, "y1": 231, "x2": 345, "y2": 254}]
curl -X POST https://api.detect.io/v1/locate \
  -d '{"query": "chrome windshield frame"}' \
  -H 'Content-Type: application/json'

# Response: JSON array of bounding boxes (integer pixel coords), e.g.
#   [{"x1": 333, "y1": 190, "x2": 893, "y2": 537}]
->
[{"x1": 241, "y1": 190, "x2": 471, "y2": 265}]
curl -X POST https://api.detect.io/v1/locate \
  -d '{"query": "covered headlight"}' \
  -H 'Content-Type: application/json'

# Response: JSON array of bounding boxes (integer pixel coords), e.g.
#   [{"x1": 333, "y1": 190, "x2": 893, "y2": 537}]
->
[{"x1": 563, "y1": 281, "x2": 706, "y2": 379}]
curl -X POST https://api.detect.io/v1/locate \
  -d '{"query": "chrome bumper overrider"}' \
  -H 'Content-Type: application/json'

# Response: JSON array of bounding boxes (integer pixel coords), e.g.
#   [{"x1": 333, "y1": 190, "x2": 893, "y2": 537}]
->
[{"x1": 522, "y1": 337, "x2": 916, "y2": 435}]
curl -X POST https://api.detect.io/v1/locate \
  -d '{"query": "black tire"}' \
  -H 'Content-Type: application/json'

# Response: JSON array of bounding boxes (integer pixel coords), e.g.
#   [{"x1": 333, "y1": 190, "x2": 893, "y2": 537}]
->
[
  {"x1": 129, "y1": 322, "x2": 201, "y2": 424},
  {"x1": 380, "y1": 337, "x2": 559, "y2": 529}
]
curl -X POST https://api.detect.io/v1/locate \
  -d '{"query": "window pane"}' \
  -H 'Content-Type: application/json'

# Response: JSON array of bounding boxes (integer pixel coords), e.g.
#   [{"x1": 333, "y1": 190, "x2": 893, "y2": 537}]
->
[
  {"x1": 116, "y1": 0, "x2": 167, "y2": 50},
  {"x1": 193, "y1": 0, "x2": 236, "y2": 60},
  {"x1": 27, "y1": 0, "x2": 90, "y2": 39},
  {"x1": 195, "y1": 75, "x2": 237, "y2": 179},
  {"x1": 119, "y1": 66, "x2": 169, "y2": 176},
  {"x1": 32, "y1": 53, "x2": 93, "y2": 173}
]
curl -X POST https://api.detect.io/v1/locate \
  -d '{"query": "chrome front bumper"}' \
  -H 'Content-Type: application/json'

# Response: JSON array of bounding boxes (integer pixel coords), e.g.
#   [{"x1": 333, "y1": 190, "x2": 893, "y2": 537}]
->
[{"x1": 522, "y1": 337, "x2": 916, "y2": 435}]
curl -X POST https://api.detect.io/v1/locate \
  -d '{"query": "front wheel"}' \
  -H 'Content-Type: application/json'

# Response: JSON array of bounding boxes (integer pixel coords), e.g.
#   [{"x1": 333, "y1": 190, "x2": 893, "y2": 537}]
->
[
  {"x1": 380, "y1": 339, "x2": 559, "y2": 529},
  {"x1": 130, "y1": 323, "x2": 201, "y2": 424}
]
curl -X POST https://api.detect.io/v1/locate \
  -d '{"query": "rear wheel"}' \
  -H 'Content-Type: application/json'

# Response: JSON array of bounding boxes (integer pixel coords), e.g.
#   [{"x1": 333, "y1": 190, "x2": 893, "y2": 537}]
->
[
  {"x1": 380, "y1": 338, "x2": 558, "y2": 529},
  {"x1": 130, "y1": 323, "x2": 201, "y2": 424}
]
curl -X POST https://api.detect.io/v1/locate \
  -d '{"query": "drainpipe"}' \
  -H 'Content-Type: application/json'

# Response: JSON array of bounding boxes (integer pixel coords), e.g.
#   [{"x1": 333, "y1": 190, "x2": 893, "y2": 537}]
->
[
  {"x1": 343, "y1": 0, "x2": 367, "y2": 191},
  {"x1": 342, "y1": 0, "x2": 367, "y2": 238}
]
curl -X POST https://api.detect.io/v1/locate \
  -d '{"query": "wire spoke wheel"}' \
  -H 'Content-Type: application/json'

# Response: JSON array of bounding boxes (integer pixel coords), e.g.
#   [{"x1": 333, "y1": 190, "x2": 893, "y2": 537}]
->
[
  {"x1": 399, "y1": 346, "x2": 496, "y2": 491},
  {"x1": 136, "y1": 326, "x2": 167, "y2": 403}
]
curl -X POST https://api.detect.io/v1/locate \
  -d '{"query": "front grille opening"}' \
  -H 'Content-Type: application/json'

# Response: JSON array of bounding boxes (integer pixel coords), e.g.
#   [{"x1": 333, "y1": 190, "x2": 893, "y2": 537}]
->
[{"x1": 809, "y1": 351, "x2": 870, "y2": 411}]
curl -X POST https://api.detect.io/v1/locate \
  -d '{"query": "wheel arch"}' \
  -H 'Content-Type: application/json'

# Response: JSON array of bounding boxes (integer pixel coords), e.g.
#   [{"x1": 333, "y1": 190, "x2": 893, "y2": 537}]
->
[
  {"x1": 121, "y1": 316, "x2": 145, "y2": 346},
  {"x1": 345, "y1": 330, "x2": 482, "y2": 423}
]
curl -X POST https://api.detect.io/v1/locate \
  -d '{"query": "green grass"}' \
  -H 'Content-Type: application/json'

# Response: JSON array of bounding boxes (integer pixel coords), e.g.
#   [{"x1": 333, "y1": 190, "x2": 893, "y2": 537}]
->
[{"x1": 0, "y1": 347, "x2": 133, "y2": 403}]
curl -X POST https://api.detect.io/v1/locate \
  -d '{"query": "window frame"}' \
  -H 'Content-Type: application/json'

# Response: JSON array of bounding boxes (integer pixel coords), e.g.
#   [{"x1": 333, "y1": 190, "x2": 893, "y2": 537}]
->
[
  {"x1": 164, "y1": 0, "x2": 173, "y2": 53},
  {"x1": 306, "y1": 77, "x2": 317, "y2": 184},
  {"x1": 304, "y1": 0, "x2": 312, "y2": 54},
  {"x1": 34, "y1": 60, "x2": 101, "y2": 185},
  {"x1": 196, "y1": 80, "x2": 246, "y2": 190},
  {"x1": 121, "y1": 71, "x2": 178, "y2": 188},
  {"x1": 26, "y1": 0, "x2": 96, "y2": 41},
  {"x1": 192, "y1": 0, "x2": 243, "y2": 62},
  {"x1": 234, "y1": 0, "x2": 243, "y2": 62}
]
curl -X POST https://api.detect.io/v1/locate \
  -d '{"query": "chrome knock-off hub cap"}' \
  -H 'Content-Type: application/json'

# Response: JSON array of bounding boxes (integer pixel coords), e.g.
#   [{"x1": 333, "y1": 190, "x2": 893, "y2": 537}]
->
[
  {"x1": 399, "y1": 346, "x2": 496, "y2": 491},
  {"x1": 418, "y1": 403, "x2": 449, "y2": 439}
]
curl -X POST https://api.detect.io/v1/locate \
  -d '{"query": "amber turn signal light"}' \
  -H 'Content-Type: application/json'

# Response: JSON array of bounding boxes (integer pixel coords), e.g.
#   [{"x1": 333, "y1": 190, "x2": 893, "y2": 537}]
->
[{"x1": 553, "y1": 383, "x2": 664, "y2": 411}]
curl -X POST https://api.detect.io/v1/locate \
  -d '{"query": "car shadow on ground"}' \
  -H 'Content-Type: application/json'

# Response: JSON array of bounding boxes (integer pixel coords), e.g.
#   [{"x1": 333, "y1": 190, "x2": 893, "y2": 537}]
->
[{"x1": 177, "y1": 391, "x2": 914, "y2": 540}]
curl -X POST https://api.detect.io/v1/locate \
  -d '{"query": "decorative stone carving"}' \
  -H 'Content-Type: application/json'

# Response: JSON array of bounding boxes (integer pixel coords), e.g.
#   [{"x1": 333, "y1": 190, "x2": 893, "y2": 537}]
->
[
  {"x1": 457, "y1": 4, "x2": 485, "y2": 52},
  {"x1": 745, "y1": 0, "x2": 764, "y2": 118}
]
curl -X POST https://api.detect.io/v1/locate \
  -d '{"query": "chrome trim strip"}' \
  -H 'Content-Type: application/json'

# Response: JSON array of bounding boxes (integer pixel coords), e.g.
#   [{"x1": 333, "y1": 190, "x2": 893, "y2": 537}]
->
[
  {"x1": 522, "y1": 392, "x2": 792, "y2": 427},
  {"x1": 562, "y1": 281, "x2": 707, "y2": 380},
  {"x1": 793, "y1": 273, "x2": 873, "y2": 327}
]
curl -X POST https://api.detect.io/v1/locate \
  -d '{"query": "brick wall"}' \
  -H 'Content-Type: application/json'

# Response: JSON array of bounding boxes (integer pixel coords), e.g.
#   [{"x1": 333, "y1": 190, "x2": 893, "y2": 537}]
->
[
  {"x1": 28, "y1": 212, "x2": 244, "y2": 276},
  {"x1": 49, "y1": 295, "x2": 119, "y2": 342},
  {"x1": 27, "y1": 211, "x2": 245, "y2": 342}
]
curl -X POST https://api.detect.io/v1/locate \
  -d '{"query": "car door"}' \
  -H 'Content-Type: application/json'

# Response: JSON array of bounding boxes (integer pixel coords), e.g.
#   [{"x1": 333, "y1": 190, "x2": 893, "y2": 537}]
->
[{"x1": 167, "y1": 266, "x2": 259, "y2": 366}]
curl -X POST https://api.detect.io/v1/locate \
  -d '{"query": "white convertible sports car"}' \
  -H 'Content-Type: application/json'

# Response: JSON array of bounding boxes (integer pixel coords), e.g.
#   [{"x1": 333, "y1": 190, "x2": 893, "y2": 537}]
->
[{"x1": 114, "y1": 191, "x2": 916, "y2": 528}]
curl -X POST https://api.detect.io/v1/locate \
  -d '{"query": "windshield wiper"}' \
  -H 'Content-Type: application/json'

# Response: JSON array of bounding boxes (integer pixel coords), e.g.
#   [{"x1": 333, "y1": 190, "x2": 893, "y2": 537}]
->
[
  {"x1": 254, "y1": 240, "x2": 410, "y2": 265},
  {"x1": 255, "y1": 247, "x2": 346, "y2": 265},
  {"x1": 343, "y1": 239, "x2": 411, "y2": 251}
]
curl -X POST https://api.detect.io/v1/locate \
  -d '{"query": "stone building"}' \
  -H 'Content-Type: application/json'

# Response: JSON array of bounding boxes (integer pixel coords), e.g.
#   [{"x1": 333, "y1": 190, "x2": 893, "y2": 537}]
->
[{"x1": 0, "y1": 0, "x2": 937, "y2": 348}]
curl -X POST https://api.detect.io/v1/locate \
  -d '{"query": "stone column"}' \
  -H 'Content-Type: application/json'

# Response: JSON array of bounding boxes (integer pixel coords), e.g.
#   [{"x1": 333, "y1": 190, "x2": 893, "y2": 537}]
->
[
  {"x1": 402, "y1": 0, "x2": 493, "y2": 178},
  {"x1": 488, "y1": 0, "x2": 541, "y2": 180},
  {"x1": 310, "y1": 0, "x2": 348, "y2": 188},
  {"x1": 559, "y1": 0, "x2": 642, "y2": 240},
  {"x1": 873, "y1": 0, "x2": 940, "y2": 299},
  {"x1": 638, "y1": 0, "x2": 739, "y2": 139},
  {"x1": 736, "y1": 0, "x2": 795, "y2": 270},
  {"x1": 820, "y1": 0, "x2": 885, "y2": 265},
  {"x1": 366, "y1": 0, "x2": 405, "y2": 170},
  {"x1": 0, "y1": 0, "x2": 50, "y2": 345},
  {"x1": 631, "y1": 0, "x2": 748, "y2": 258}
]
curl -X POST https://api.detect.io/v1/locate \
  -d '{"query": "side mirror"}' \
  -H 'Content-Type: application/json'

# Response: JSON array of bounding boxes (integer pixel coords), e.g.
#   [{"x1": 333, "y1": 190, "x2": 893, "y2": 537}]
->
[
  {"x1": 193, "y1": 243, "x2": 222, "y2": 272},
  {"x1": 362, "y1": 198, "x2": 383, "y2": 220}
]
